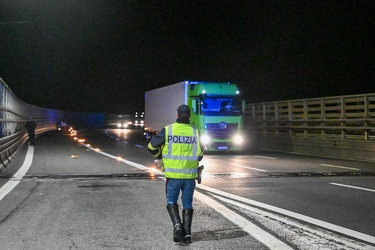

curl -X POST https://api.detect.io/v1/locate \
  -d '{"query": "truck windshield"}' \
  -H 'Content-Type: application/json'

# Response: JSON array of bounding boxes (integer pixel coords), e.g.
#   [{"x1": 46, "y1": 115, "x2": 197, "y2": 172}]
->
[{"x1": 201, "y1": 96, "x2": 242, "y2": 116}]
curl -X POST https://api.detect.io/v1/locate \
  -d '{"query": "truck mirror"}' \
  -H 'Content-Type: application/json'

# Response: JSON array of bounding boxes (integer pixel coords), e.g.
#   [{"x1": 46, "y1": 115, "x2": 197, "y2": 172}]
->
[{"x1": 192, "y1": 99, "x2": 198, "y2": 114}]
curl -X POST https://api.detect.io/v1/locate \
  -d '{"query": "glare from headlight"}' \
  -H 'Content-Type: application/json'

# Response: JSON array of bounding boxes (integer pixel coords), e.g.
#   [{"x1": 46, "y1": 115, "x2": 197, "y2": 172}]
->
[
  {"x1": 200, "y1": 134, "x2": 210, "y2": 144},
  {"x1": 234, "y1": 134, "x2": 244, "y2": 144},
  {"x1": 117, "y1": 123, "x2": 122, "y2": 128}
]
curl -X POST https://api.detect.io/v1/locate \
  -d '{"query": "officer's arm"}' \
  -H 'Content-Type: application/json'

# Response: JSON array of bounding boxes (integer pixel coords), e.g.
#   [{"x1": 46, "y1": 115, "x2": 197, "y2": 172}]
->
[{"x1": 147, "y1": 128, "x2": 166, "y2": 159}]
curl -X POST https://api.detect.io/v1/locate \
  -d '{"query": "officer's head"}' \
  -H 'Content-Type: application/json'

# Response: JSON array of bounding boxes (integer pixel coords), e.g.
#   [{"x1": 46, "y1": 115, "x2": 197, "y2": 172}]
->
[{"x1": 177, "y1": 104, "x2": 190, "y2": 119}]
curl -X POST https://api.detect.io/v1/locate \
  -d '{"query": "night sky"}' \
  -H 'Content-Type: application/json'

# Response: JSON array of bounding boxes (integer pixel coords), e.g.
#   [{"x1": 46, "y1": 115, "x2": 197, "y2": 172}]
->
[{"x1": 1, "y1": 1, "x2": 374, "y2": 114}]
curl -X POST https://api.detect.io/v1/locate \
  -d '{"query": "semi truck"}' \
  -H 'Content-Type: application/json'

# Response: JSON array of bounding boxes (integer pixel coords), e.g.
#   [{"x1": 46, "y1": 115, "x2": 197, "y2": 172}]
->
[{"x1": 144, "y1": 81, "x2": 245, "y2": 151}]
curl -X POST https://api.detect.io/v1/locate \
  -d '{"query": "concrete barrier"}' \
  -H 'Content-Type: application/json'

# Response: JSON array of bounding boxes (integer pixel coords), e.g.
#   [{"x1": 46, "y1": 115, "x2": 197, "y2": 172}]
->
[{"x1": 257, "y1": 135, "x2": 375, "y2": 162}]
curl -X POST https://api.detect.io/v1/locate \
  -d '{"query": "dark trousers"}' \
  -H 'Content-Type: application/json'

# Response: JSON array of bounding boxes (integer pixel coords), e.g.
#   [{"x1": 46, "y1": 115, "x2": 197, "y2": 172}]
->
[{"x1": 28, "y1": 131, "x2": 35, "y2": 145}]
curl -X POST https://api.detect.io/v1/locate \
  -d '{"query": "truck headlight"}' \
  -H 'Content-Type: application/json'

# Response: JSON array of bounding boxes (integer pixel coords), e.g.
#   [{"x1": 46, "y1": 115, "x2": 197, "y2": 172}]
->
[
  {"x1": 233, "y1": 134, "x2": 243, "y2": 144},
  {"x1": 200, "y1": 134, "x2": 210, "y2": 144}
]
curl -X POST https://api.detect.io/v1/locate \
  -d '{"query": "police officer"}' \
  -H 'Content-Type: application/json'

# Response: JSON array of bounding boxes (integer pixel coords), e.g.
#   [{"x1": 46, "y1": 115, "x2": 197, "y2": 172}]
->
[{"x1": 147, "y1": 104, "x2": 204, "y2": 246}]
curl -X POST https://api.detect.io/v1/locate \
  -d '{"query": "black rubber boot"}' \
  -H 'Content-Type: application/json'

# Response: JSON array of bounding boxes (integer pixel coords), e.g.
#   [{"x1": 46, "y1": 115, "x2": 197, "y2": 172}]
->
[
  {"x1": 166, "y1": 204, "x2": 184, "y2": 242},
  {"x1": 179, "y1": 209, "x2": 194, "y2": 246}
]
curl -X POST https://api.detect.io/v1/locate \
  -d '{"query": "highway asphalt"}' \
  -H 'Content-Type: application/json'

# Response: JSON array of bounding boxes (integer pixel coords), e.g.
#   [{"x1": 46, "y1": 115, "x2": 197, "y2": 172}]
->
[{"x1": 0, "y1": 131, "x2": 269, "y2": 250}]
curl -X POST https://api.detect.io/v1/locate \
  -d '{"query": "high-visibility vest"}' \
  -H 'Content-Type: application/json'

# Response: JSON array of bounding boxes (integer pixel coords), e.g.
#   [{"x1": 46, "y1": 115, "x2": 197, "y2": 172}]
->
[{"x1": 162, "y1": 123, "x2": 202, "y2": 179}]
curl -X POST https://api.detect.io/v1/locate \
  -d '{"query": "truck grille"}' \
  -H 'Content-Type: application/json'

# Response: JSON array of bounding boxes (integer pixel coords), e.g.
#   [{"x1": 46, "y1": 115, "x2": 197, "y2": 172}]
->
[{"x1": 206, "y1": 123, "x2": 238, "y2": 139}]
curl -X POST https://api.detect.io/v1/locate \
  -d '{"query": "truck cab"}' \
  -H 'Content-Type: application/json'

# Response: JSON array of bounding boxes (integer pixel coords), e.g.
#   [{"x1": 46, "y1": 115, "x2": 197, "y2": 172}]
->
[{"x1": 188, "y1": 82, "x2": 245, "y2": 151}]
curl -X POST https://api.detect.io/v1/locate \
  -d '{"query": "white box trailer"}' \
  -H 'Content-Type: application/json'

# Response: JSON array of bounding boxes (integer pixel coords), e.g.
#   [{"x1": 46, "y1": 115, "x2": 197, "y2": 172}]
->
[
  {"x1": 145, "y1": 81, "x2": 245, "y2": 151},
  {"x1": 145, "y1": 81, "x2": 187, "y2": 132}
]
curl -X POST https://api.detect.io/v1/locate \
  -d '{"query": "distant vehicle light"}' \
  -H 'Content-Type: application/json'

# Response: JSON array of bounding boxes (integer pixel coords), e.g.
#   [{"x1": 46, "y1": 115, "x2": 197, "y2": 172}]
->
[
  {"x1": 123, "y1": 123, "x2": 128, "y2": 128},
  {"x1": 117, "y1": 123, "x2": 122, "y2": 128}
]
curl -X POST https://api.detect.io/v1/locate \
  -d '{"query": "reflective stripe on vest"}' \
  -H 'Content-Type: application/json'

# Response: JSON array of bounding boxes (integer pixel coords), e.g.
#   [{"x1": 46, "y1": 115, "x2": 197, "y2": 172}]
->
[
  {"x1": 163, "y1": 167, "x2": 198, "y2": 174},
  {"x1": 162, "y1": 123, "x2": 201, "y2": 179}
]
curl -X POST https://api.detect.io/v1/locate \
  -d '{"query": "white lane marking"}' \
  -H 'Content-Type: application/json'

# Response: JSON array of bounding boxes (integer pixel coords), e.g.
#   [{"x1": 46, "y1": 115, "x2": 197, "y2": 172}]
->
[
  {"x1": 330, "y1": 183, "x2": 375, "y2": 193},
  {"x1": 230, "y1": 163, "x2": 268, "y2": 172},
  {"x1": 194, "y1": 191, "x2": 293, "y2": 250},
  {"x1": 82, "y1": 144, "x2": 375, "y2": 245},
  {"x1": 211, "y1": 193, "x2": 374, "y2": 250},
  {"x1": 196, "y1": 184, "x2": 375, "y2": 244},
  {"x1": 254, "y1": 155, "x2": 277, "y2": 160},
  {"x1": 320, "y1": 164, "x2": 360, "y2": 170},
  {"x1": 82, "y1": 144, "x2": 156, "y2": 171},
  {"x1": 0, "y1": 146, "x2": 34, "y2": 201},
  {"x1": 84, "y1": 145, "x2": 290, "y2": 248}
]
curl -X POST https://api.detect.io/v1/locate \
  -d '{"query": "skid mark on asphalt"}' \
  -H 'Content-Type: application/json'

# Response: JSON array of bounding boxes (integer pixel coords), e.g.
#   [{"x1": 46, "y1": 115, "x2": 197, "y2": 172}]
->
[
  {"x1": 196, "y1": 184, "x2": 375, "y2": 245},
  {"x1": 194, "y1": 191, "x2": 293, "y2": 250},
  {"x1": 211, "y1": 193, "x2": 374, "y2": 250}
]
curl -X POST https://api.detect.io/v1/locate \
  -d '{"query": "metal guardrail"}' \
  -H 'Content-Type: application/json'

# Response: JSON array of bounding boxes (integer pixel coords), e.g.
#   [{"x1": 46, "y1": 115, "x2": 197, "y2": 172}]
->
[
  {"x1": 245, "y1": 94, "x2": 375, "y2": 140},
  {"x1": 0, "y1": 78, "x2": 61, "y2": 171},
  {"x1": 0, "y1": 78, "x2": 105, "y2": 171},
  {"x1": 0, "y1": 127, "x2": 53, "y2": 168}
]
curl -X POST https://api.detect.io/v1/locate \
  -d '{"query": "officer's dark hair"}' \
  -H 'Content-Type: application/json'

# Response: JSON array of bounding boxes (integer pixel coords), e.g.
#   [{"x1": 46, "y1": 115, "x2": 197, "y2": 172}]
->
[{"x1": 177, "y1": 104, "x2": 190, "y2": 119}]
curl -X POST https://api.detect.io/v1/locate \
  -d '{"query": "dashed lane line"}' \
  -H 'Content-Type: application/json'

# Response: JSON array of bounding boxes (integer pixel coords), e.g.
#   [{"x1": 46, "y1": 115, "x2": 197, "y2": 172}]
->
[
  {"x1": 254, "y1": 155, "x2": 277, "y2": 160},
  {"x1": 330, "y1": 182, "x2": 375, "y2": 193},
  {"x1": 320, "y1": 164, "x2": 360, "y2": 171},
  {"x1": 230, "y1": 163, "x2": 268, "y2": 172}
]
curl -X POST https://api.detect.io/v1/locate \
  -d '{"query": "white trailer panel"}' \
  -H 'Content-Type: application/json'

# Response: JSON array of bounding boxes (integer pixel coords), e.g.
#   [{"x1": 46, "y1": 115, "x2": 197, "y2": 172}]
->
[{"x1": 145, "y1": 82, "x2": 187, "y2": 132}]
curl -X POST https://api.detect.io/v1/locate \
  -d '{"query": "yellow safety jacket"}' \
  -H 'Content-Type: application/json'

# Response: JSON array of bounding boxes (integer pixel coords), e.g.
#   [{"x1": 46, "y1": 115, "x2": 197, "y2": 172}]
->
[{"x1": 162, "y1": 123, "x2": 203, "y2": 179}]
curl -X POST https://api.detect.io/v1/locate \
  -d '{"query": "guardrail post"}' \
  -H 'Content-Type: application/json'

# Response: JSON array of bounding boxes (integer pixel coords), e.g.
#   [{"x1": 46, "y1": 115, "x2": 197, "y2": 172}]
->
[
  {"x1": 275, "y1": 102, "x2": 279, "y2": 136},
  {"x1": 288, "y1": 101, "x2": 292, "y2": 137},
  {"x1": 364, "y1": 95, "x2": 369, "y2": 118},
  {"x1": 262, "y1": 103, "x2": 267, "y2": 136}
]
